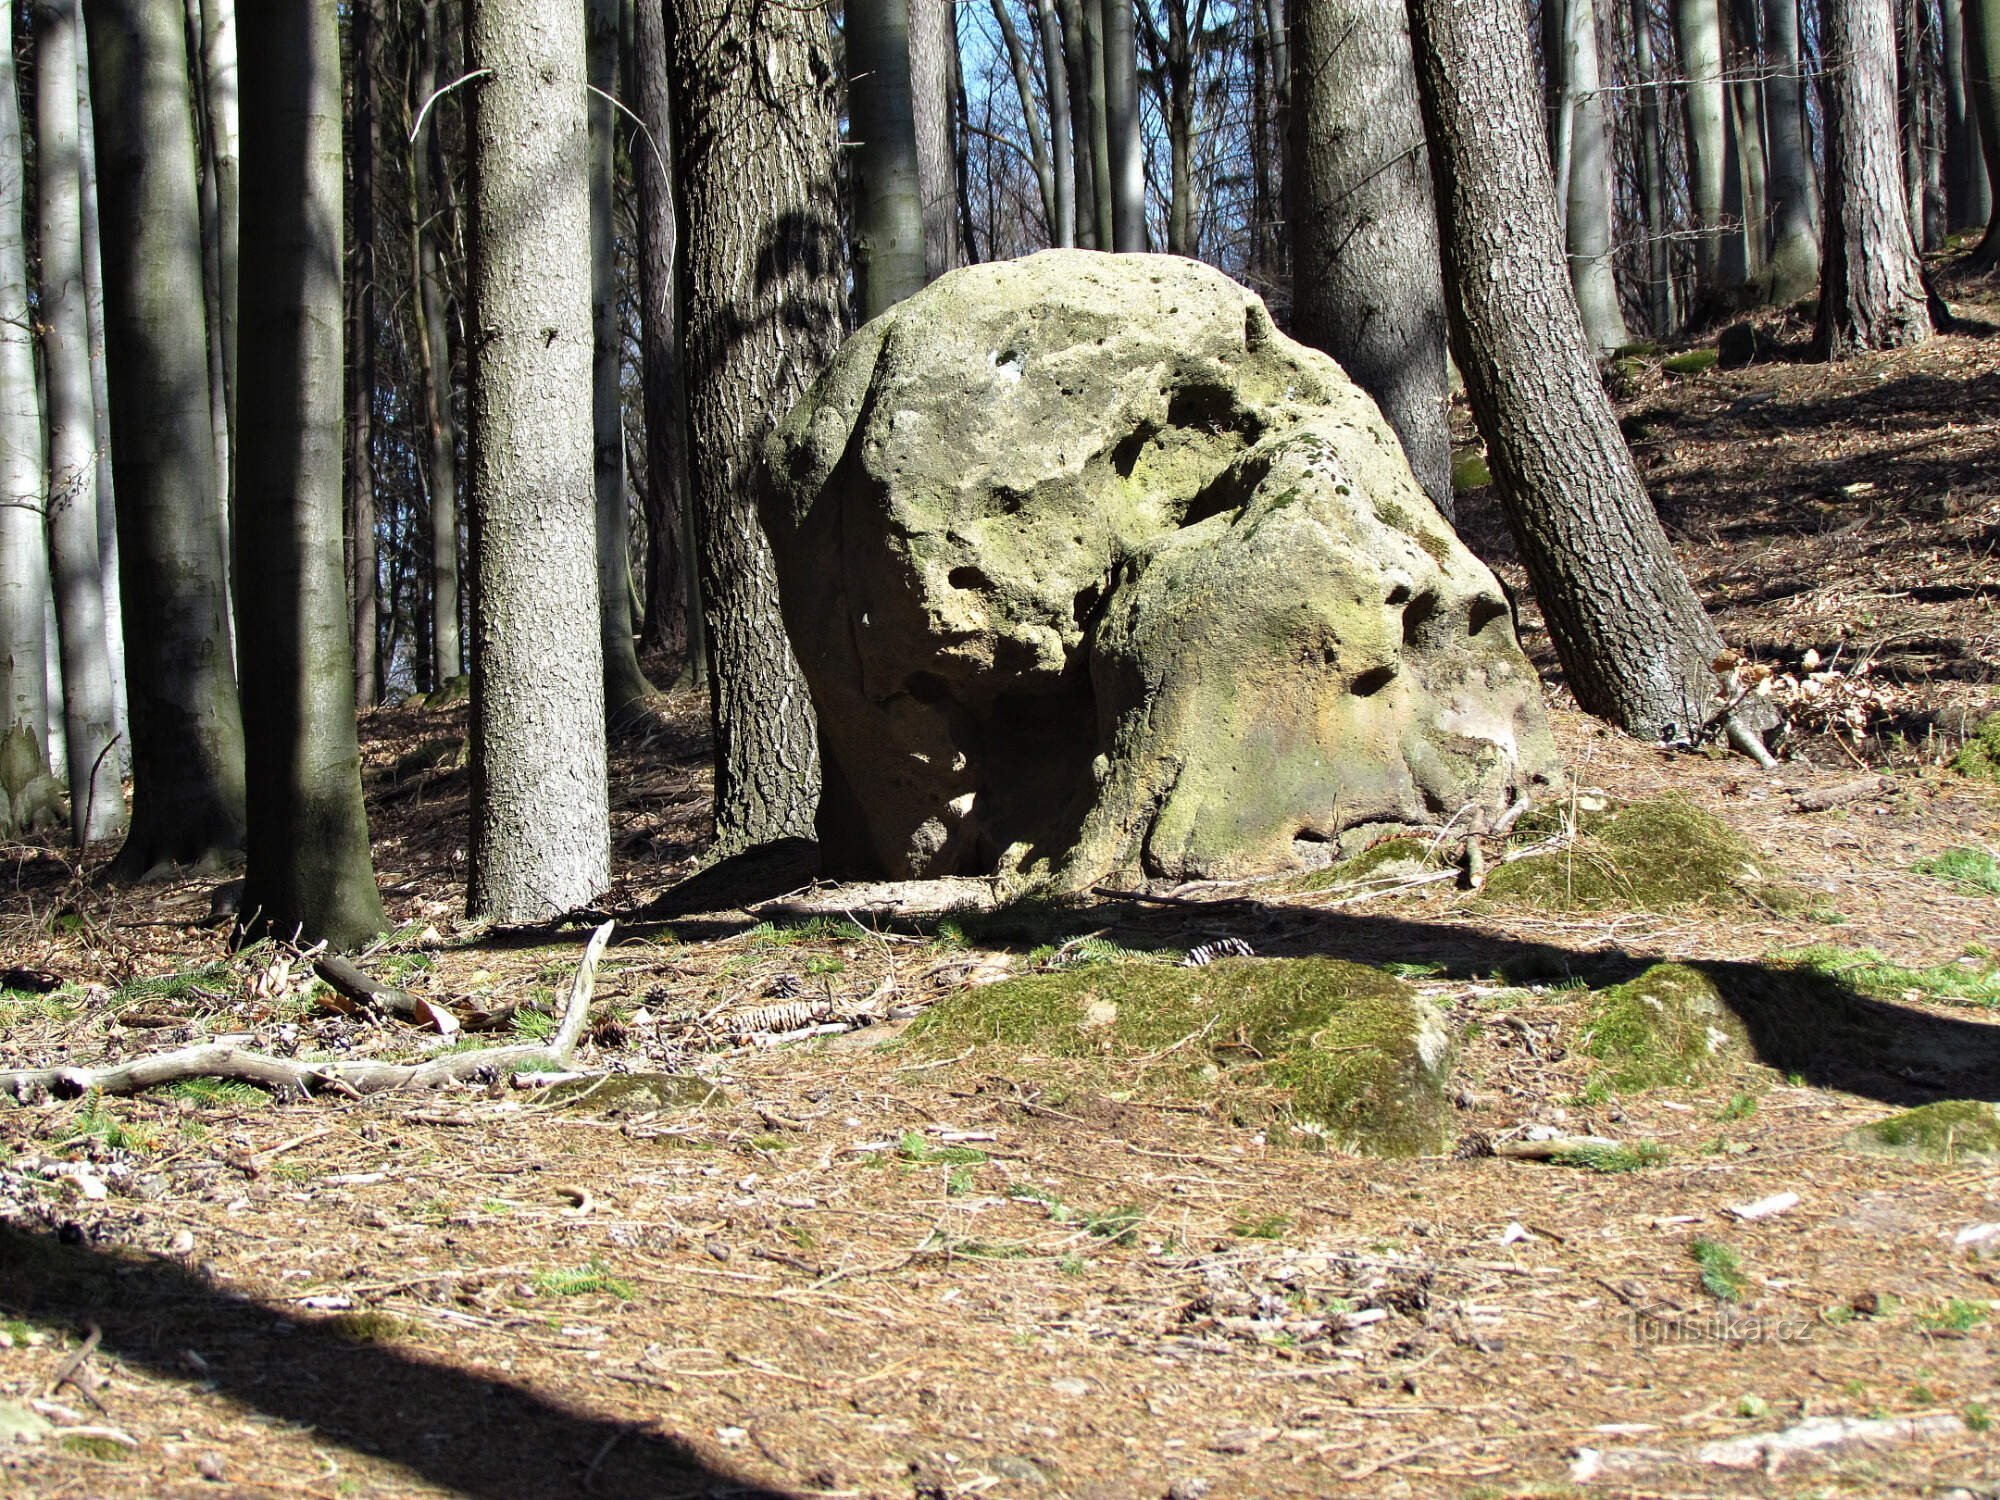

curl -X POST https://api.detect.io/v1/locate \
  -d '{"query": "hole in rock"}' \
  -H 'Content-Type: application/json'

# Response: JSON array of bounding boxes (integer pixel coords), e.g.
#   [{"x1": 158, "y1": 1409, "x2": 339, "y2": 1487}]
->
[
  {"x1": 903, "y1": 671, "x2": 950, "y2": 705},
  {"x1": 1385, "y1": 583, "x2": 1413, "y2": 607},
  {"x1": 948, "y1": 565, "x2": 991, "y2": 592},
  {"x1": 1072, "y1": 581, "x2": 1106, "y2": 626},
  {"x1": 1401, "y1": 591, "x2": 1441, "y2": 647},
  {"x1": 1468, "y1": 596, "x2": 1510, "y2": 635},
  {"x1": 1351, "y1": 664, "x2": 1398, "y2": 697},
  {"x1": 1111, "y1": 425, "x2": 1158, "y2": 479}
]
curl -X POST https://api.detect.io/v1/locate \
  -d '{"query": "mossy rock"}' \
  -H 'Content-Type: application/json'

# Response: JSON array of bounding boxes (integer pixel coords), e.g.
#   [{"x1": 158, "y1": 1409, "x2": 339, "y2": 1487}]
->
[
  {"x1": 1948, "y1": 714, "x2": 2000, "y2": 782},
  {"x1": 424, "y1": 674, "x2": 471, "y2": 710},
  {"x1": 907, "y1": 956, "x2": 1456, "y2": 1155},
  {"x1": 542, "y1": 1073, "x2": 730, "y2": 1115},
  {"x1": 1662, "y1": 348, "x2": 1719, "y2": 376},
  {"x1": 1483, "y1": 797, "x2": 1792, "y2": 914},
  {"x1": 1843, "y1": 1101, "x2": 2000, "y2": 1164},
  {"x1": 1580, "y1": 963, "x2": 1751, "y2": 1091},
  {"x1": 1291, "y1": 836, "x2": 1438, "y2": 892}
]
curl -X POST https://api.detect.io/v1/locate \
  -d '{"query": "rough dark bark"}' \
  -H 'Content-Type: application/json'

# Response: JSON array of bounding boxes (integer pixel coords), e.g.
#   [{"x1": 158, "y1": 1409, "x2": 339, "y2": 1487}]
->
[
  {"x1": 234, "y1": 0, "x2": 387, "y2": 949},
  {"x1": 1407, "y1": 0, "x2": 1761, "y2": 745},
  {"x1": 849, "y1": 0, "x2": 929, "y2": 318},
  {"x1": 346, "y1": 0, "x2": 380, "y2": 707},
  {"x1": 631, "y1": 0, "x2": 700, "y2": 682},
  {"x1": 1288, "y1": 0, "x2": 1454, "y2": 518},
  {"x1": 664, "y1": 0, "x2": 840, "y2": 852},
  {"x1": 908, "y1": 0, "x2": 963, "y2": 276},
  {"x1": 1815, "y1": 0, "x2": 1933, "y2": 353},
  {"x1": 36, "y1": 0, "x2": 125, "y2": 844},
  {"x1": 463, "y1": 0, "x2": 610, "y2": 919},
  {"x1": 82, "y1": 0, "x2": 247, "y2": 878}
]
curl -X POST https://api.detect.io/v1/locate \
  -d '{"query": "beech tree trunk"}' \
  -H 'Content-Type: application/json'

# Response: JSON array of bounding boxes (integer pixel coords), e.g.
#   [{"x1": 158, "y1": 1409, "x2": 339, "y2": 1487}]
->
[
  {"x1": 1555, "y1": 0, "x2": 1632, "y2": 349},
  {"x1": 1407, "y1": 0, "x2": 1761, "y2": 746},
  {"x1": 36, "y1": 0, "x2": 125, "y2": 844},
  {"x1": 464, "y1": 0, "x2": 610, "y2": 919},
  {"x1": 1815, "y1": 0, "x2": 1933, "y2": 352},
  {"x1": 1945, "y1": 0, "x2": 1990, "y2": 229},
  {"x1": 1764, "y1": 0, "x2": 1823, "y2": 301},
  {"x1": 1058, "y1": 0, "x2": 1099, "y2": 246},
  {"x1": 410, "y1": 0, "x2": 460, "y2": 686},
  {"x1": 587, "y1": 0, "x2": 655, "y2": 722},
  {"x1": 183, "y1": 0, "x2": 231, "y2": 631},
  {"x1": 1038, "y1": 0, "x2": 1077, "y2": 246},
  {"x1": 1969, "y1": 0, "x2": 2000, "y2": 262},
  {"x1": 665, "y1": 0, "x2": 841, "y2": 852},
  {"x1": 1676, "y1": 0, "x2": 1740, "y2": 292},
  {"x1": 990, "y1": 0, "x2": 1059, "y2": 239},
  {"x1": 83, "y1": 0, "x2": 248, "y2": 878},
  {"x1": 909, "y1": 0, "x2": 963, "y2": 277},
  {"x1": 347, "y1": 0, "x2": 380, "y2": 707},
  {"x1": 1, "y1": 3, "x2": 50, "y2": 758},
  {"x1": 849, "y1": 0, "x2": 929, "y2": 318},
  {"x1": 235, "y1": 0, "x2": 386, "y2": 949},
  {"x1": 1632, "y1": 0, "x2": 1678, "y2": 332},
  {"x1": 1288, "y1": 0, "x2": 1454, "y2": 517},
  {"x1": 1101, "y1": 0, "x2": 1145, "y2": 248}
]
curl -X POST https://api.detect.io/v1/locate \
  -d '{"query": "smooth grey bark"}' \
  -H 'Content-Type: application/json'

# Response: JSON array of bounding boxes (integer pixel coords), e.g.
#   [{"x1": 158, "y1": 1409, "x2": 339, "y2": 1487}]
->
[
  {"x1": 1038, "y1": 0, "x2": 1077, "y2": 245},
  {"x1": 0, "y1": 2, "x2": 50, "y2": 758},
  {"x1": 1727, "y1": 0, "x2": 1770, "y2": 277},
  {"x1": 464, "y1": 0, "x2": 610, "y2": 919},
  {"x1": 196, "y1": 0, "x2": 237, "y2": 437},
  {"x1": 1632, "y1": 0, "x2": 1678, "y2": 332},
  {"x1": 234, "y1": 0, "x2": 386, "y2": 949},
  {"x1": 1101, "y1": 0, "x2": 1145, "y2": 248},
  {"x1": 76, "y1": 23, "x2": 127, "y2": 770},
  {"x1": 1057, "y1": 0, "x2": 1099, "y2": 245},
  {"x1": 1288, "y1": 0, "x2": 1453, "y2": 517},
  {"x1": 1969, "y1": 0, "x2": 2000, "y2": 261},
  {"x1": 183, "y1": 0, "x2": 231, "y2": 635},
  {"x1": 346, "y1": 0, "x2": 379, "y2": 707},
  {"x1": 665, "y1": 0, "x2": 840, "y2": 852},
  {"x1": 1407, "y1": 0, "x2": 1762, "y2": 746},
  {"x1": 990, "y1": 0, "x2": 1060, "y2": 238},
  {"x1": 630, "y1": 0, "x2": 702, "y2": 686},
  {"x1": 83, "y1": 0, "x2": 248, "y2": 878},
  {"x1": 37, "y1": 0, "x2": 125, "y2": 844},
  {"x1": 909, "y1": 0, "x2": 963, "y2": 276},
  {"x1": 850, "y1": 0, "x2": 929, "y2": 319},
  {"x1": 1945, "y1": 0, "x2": 1991, "y2": 228},
  {"x1": 1815, "y1": 0, "x2": 1933, "y2": 352},
  {"x1": 1081, "y1": 0, "x2": 1115, "y2": 248},
  {"x1": 588, "y1": 0, "x2": 655, "y2": 722},
  {"x1": 1763, "y1": 0, "x2": 1823, "y2": 300},
  {"x1": 1556, "y1": 0, "x2": 1631, "y2": 349},
  {"x1": 1676, "y1": 0, "x2": 1739, "y2": 290},
  {"x1": 410, "y1": 0, "x2": 460, "y2": 686}
]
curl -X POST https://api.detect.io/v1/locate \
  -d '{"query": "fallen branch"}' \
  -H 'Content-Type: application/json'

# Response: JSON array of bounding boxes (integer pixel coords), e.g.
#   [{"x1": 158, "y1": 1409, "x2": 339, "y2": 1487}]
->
[
  {"x1": 1491, "y1": 1134, "x2": 1625, "y2": 1161},
  {"x1": 0, "y1": 923, "x2": 612, "y2": 1101},
  {"x1": 314, "y1": 952, "x2": 459, "y2": 1035}
]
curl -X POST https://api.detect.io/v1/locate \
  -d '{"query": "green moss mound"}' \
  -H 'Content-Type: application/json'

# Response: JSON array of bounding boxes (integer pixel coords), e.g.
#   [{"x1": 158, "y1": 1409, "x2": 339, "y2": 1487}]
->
[
  {"x1": 1483, "y1": 797, "x2": 1791, "y2": 914},
  {"x1": 1581, "y1": 963, "x2": 1751, "y2": 1091},
  {"x1": 1290, "y1": 836, "x2": 1439, "y2": 892},
  {"x1": 1662, "y1": 348, "x2": 1719, "y2": 376},
  {"x1": 907, "y1": 957, "x2": 1455, "y2": 1156},
  {"x1": 1844, "y1": 1101, "x2": 2000, "y2": 1164},
  {"x1": 1948, "y1": 714, "x2": 2000, "y2": 782}
]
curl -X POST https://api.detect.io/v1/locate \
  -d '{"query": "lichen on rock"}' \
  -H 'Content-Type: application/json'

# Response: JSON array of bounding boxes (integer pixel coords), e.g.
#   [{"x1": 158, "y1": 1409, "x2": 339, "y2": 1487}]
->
[
  {"x1": 904, "y1": 955, "x2": 1457, "y2": 1156},
  {"x1": 763, "y1": 251, "x2": 1558, "y2": 891}
]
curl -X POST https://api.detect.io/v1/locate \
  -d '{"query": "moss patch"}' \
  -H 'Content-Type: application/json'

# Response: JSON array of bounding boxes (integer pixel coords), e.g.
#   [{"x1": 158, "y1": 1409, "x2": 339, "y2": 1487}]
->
[
  {"x1": 1580, "y1": 963, "x2": 1751, "y2": 1091},
  {"x1": 1844, "y1": 1101, "x2": 2000, "y2": 1164},
  {"x1": 1290, "y1": 837, "x2": 1438, "y2": 892},
  {"x1": 1483, "y1": 797, "x2": 1791, "y2": 914},
  {"x1": 1948, "y1": 714, "x2": 2000, "y2": 781},
  {"x1": 1450, "y1": 449, "x2": 1491, "y2": 492},
  {"x1": 906, "y1": 957, "x2": 1455, "y2": 1156},
  {"x1": 1662, "y1": 348, "x2": 1719, "y2": 376}
]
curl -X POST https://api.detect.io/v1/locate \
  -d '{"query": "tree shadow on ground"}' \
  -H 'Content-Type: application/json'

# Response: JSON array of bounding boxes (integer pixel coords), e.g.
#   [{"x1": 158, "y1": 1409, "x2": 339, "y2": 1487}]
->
[
  {"x1": 956, "y1": 892, "x2": 2000, "y2": 1110},
  {"x1": 0, "y1": 1222, "x2": 794, "y2": 1499}
]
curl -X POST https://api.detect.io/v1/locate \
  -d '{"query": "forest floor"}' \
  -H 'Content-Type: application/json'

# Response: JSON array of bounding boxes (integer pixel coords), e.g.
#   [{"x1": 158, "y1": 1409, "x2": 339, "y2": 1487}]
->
[{"x1": 6, "y1": 261, "x2": 2000, "y2": 1500}]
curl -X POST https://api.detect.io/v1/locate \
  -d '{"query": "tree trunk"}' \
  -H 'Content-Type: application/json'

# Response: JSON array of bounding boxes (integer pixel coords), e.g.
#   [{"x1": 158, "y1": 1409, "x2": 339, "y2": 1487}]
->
[
  {"x1": 1407, "y1": 0, "x2": 1761, "y2": 746},
  {"x1": 1728, "y1": 0, "x2": 1771, "y2": 274},
  {"x1": 1676, "y1": 0, "x2": 1740, "y2": 292},
  {"x1": 631, "y1": 0, "x2": 699, "y2": 683},
  {"x1": 1763, "y1": 0, "x2": 1822, "y2": 299},
  {"x1": 36, "y1": 0, "x2": 125, "y2": 844},
  {"x1": 909, "y1": 0, "x2": 963, "y2": 276},
  {"x1": 1081, "y1": 0, "x2": 1116, "y2": 249},
  {"x1": 1101, "y1": 0, "x2": 1145, "y2": 248},
  {"x1": 1816, "y1": 0, "x2": 1933, "y2": 351},
  {"x1": 463, "y1": 0, "x2": 610, "y2": 919},
  {"x1": 990, "y1": 0, "x2": 1059, "y2": 240},
  {"x1": 346, "y1": 0, "x2": 380, "y2": 708},
  {"x1": 82, "y1": 0, "x2": 248, "y2": 878},
  {"x1": 77, "y1": 22, "x2": 129, "y2": 772},
  {"x1": 196, "y1": 0, "x2": 237, "y2": 437},
  {"x1": 1058, "y1": 0, "x2": 1099, "y2": 246},
  {"x1": 1, "y1": 2, "x2": 50, "y2": 761},
  {"x1": 1560, "y1": 0, "x2": 1633, "y2": 349},
  {"x1": 1038, "y1": 0, "x2": 1077, "y2": 246},
  {"x1": 665, "y1": 0, "x2": 840, "y2": 853},
  {"x1": 411, "y1": 0, "x2": 461, "y2": 686},
  {"x1": 850, "y1": 0, "x2": 929, "y2": 319},
  {"x1": 1972, "y1": 0, "x2": 2000, "y2": 262},
  {"x1": 1945, "y1": 0, "x2": 1990, "y2": 229},
  {"x1": 1632, "y1": 0, "x2": 1679, "y2": 332},
  {"x1": 586, "y1": 0, "x2": 655, "y2": 723},
  {"x1": 183, "y1": 0, "x2": 232, "y2": 641},
  {"x1": 235, "y1": 0, "x2": 387, "y2": 949},
  {"x1": 1288, "y1": 0, "x2": 1454, "y2": 517}
]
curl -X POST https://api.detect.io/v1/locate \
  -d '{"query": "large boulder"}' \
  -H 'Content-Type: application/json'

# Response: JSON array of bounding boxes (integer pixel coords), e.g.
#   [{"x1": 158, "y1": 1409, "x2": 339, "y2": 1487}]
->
[{"x1": 763, "y1": 251, "x2": 1559, "y2": 889}]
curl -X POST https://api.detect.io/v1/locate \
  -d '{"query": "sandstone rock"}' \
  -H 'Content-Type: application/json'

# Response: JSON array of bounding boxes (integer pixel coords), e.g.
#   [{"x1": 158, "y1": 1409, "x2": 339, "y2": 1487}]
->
[{"x1": 764, "y1": 251, "x2": 1559, "y2": 889}]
